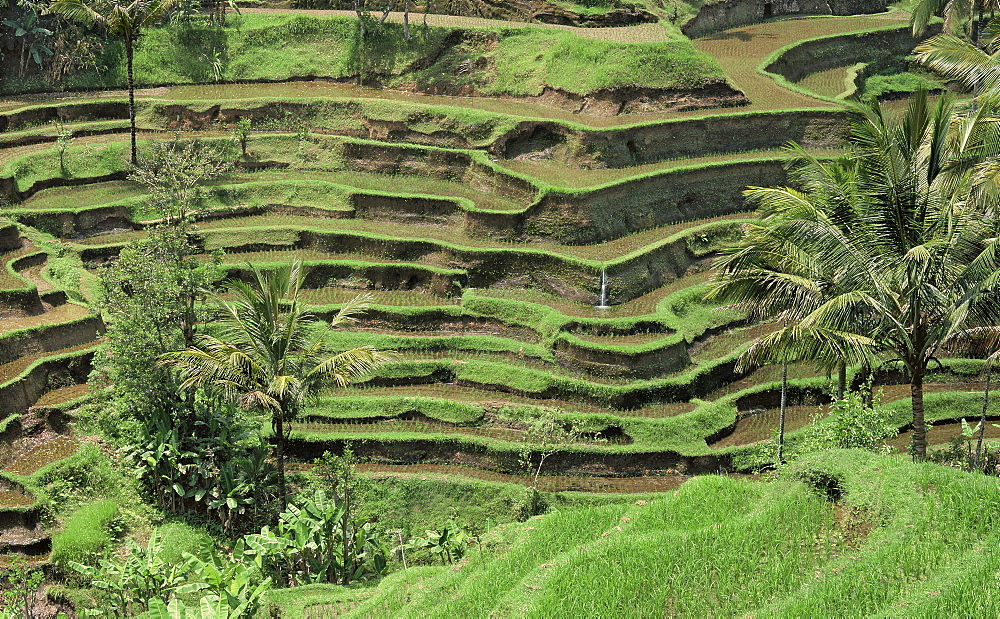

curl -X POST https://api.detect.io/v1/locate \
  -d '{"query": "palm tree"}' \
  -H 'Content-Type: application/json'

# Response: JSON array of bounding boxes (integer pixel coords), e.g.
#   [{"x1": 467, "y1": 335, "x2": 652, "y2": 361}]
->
[
  {"x1": 160, "y1": 261, "x2": 392, "y2": 509},
  {"x1": 48, "y1": 0, "x2": 182, "y2": 165},
  {"x1": 712, "y1": 93, "x2": 1000, "y2": 460},
  {"x1": 913, "y1": 26, "x2": 1000, "y2": 97},
  {"x1": 708, "y1": 143, "x2": 869, "y2": 390},
  {"x1": 911, "y1": 0, "x2": 1000, "y2": 49}
]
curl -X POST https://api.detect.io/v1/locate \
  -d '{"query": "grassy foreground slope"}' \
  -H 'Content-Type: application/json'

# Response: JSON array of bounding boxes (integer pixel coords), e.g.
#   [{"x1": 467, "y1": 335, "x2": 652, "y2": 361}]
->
[{"x1": 334, "y1": 451, "x2": 1000, "y2": 617}]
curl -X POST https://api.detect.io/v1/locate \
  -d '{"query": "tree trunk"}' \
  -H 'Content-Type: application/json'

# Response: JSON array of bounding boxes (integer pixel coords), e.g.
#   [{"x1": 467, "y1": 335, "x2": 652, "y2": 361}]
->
[
  {"x1": 275, "y1": 414, "x2": 287, "y2": 512},
  {"x1": 341, "y1": 488, "x2": 352, "y2": 586},
  {"x1": 354, "y1": 0, "x2": 367, "y2": 39},
  {"x1": 403, "y1": 0, "x2": 411, "y2": 40},
  {"x1": 837, "y1": 362, "x2": 847, "y2": 400},
  {"x1": 911, "y1": 366, "x2": 927, "y2": 460},
  {"x1": 975, "y1": 364, "x2": 992, "y2": 470},
  {"x1": 971, "y1": 0, "x2": 985, "y2": 107},
  {"x1": 125, "y1": 34, "x2": 138, "y2": 166},
  {"x1": 534, "y1": 452, "x2": 549, "y2": 486},
  {"x1": 777, "y1": 363, "x2": 787, "y2": 464}
]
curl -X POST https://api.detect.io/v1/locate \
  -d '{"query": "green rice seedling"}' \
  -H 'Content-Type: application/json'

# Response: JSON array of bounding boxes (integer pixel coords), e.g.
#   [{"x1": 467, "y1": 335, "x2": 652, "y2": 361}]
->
[{"x1": 50, "y1": 499, "x2": 121, "y2": 569}]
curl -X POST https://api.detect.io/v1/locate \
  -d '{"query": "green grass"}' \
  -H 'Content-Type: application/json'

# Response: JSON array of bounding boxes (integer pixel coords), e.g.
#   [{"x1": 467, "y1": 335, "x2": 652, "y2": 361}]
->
[
  {"x1": 4, "y1": 142, "x2": 129, "y2": 194},
  {"x1": 155, "y1": 521, "x2": 214, "y2": 565},
  {"x1": 348, "y1": 473, "x2": 829, "y2": 616},
  {"x1": 339, "y1": 451, "x2": 1000, "y2": 617},
  {"x1": 264, "y1": 584, "x2": 370, "y2": 619},
  {"x1": 18, "y1": 15, "x2": 723, "y2": 98},
  {"x1": 50, "y1": 499, "x2": 120, "y2": 568},
  {"x1": 483, "y1": 29, "x2": 726, "y2": 95},
  {"x1": 134, "y1": 16, "x2": 453, "y2": 86}
]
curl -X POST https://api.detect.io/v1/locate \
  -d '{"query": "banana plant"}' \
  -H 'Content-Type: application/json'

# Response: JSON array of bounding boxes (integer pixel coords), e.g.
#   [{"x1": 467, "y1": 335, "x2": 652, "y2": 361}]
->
[
  {"x1": 2, "y1": 10, "x2": 52, "y2": 77},
  {"x1": 129, "y1": 404, "x2": 277, "y2": 532},
  {"x1": 180, "y1": 540, "x2": 270, "y2": 617},
  {"x1": 245, "y1": 491, "x2": 346, "y2": 586},
  {"x1": 69, "y1": 532, "x2": 200, "y2": 616},
  {"x1": 243, "y1": 491, "x2": 389, "y2": 586},
  {"x1": 146, "y1": 595, "x2": 248, "y2": 619},
  {"x1": 405, "y1": 523, "x2": 469, "y2": 565}
]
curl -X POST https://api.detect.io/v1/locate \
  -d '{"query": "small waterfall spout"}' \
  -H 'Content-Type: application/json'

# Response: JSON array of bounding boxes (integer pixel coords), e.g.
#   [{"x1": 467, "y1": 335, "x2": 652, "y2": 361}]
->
[{"x1": 596, "y1": 268, "x2": 609, "y2": 309}]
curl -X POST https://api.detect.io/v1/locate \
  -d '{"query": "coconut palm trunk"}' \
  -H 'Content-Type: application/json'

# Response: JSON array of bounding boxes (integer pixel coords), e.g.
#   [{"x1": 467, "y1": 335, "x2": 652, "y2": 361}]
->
[
  {"x1": 125, "y1": 34, "x2": 137, "y2": 165},
  {"x1": 274, "y1": 413, "x2": 287, "y2": 512},
  {"x1": 837, "y1": 362, "x2": 847, "y2": 400},
  {"x1": 975, "y1": 364, "x2": 992, "y2": 470},
  {"x1": 910, "y1": 363, "x2": 927, "y2": 460},
  {"x1": 403, "y1": 0, "x2": 411, "y2": 40},
  {"x1": 354, "y1": 0, "x2": 367, "y2": 38},
  {"x1": 777, "y1": 363, "x2": 787, "y2": 463}
]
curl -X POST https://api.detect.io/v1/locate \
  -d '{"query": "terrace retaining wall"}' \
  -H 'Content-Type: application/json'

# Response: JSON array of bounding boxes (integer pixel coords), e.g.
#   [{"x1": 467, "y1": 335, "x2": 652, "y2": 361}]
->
[
  {"x1": 225, "y1": 263, "x2": 465, "y2": 297},
  {"x1": 0, "y1": 350, "x2": 94, "y2": 417},
  {"x1": 765, "y1": 25, "x2": 938, "y2": 84},
  {"x1": 350, "y1": 311, "x2": 541, "y2": 343},
  {"x1": 495, "y1": 110, "x2": 852, "y2": 168},
  {"x1": 0, "y1": 288, "x2": 43, "y2": 319},
  {"x1": 14, "y1": 204, "x2": 136, "y2": 238},
  {"x1": 555, "y1": 336, "x2": 690, "y2": 378},
  {"x1": 526, "y1": 160, "x2": 784, "y2": 244},
  {"x1": 287, "y1": 437, "x2": 731, "y2": 476},
  {"x1": 0, "y1": 171, "x2": 127, "y2": 203},
  {"x1": 0, "y1": 225, "x2": 20, "y2": 252},
  {"x1": 0, "y1": 315, "x2": 104, "y2": 366},
  {"x1": 682, "y1": 0, "x2": 889, "y2": 38},
  {"x1": 0, "y1": 101, "x2": 128, "y2": 133}
]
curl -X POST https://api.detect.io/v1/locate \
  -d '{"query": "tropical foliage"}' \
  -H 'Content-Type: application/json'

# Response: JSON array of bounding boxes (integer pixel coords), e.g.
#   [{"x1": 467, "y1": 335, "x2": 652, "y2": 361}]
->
[
  {"x1": 159, "y1": 261, "x2": 392, "y2": 508},
  {"x1": 710, "y1": 92, "x2": 1000, "y2": 459},
  {"x1": 130, "y1": 403, "x2": 278, "y2": 535}
]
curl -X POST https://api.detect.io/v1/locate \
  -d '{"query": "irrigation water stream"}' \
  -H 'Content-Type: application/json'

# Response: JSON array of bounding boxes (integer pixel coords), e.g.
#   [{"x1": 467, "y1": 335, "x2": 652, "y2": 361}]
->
[{"x1": 597, "y1": 269, "x2": 609, "y2": 309}]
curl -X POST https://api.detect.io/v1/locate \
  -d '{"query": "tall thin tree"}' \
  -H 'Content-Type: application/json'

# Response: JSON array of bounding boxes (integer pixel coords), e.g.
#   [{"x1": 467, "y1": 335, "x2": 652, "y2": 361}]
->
[{"x1": 48, "y1": 0, "x2": 182, "y2": 165}]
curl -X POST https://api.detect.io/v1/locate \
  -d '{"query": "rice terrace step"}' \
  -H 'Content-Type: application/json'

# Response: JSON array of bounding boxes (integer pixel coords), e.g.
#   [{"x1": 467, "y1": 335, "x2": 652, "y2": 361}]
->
[{"x1": 0, "y1": 1, "x2": 995, "y2": 615}]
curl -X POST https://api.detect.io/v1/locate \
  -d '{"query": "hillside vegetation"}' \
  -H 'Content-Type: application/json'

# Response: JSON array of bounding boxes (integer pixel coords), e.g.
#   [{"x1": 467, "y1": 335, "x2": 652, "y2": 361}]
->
[
  {"x1": 338, "y1": 451, "x2": 1000, "y2": 617},
  {"x1": 7, "y1": 15, "x2": 727, "y2": 100},
  {"x1": 1, "y1": 2, "x2": 995, "y2": 615}
]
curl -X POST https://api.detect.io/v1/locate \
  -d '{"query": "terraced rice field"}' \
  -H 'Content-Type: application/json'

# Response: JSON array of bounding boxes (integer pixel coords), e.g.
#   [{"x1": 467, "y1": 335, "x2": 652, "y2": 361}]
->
[{"x1": 0, "y1": 6, "x2": 967, "y2": 497}]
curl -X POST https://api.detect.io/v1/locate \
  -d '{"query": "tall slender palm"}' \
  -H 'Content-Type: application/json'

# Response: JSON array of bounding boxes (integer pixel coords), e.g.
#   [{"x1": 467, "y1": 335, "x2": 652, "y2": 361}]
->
[
  {"x1": 160, "y1": 262, "x2": 392, "y2": 510},
  {"x1": 48, "y1": 0, "x2": 182, "y2": 165},
  {"x1": 712, "y1": 93, "x2": 1000, "y2": 459}
]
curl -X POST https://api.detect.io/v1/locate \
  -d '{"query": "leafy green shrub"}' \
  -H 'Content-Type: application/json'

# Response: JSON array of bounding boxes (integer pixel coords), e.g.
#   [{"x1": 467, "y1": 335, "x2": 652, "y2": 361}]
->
[
  {"x1": 50, "y1": 499, "x2": 121, "y2": 569},
  {"x1": 794, "y1": 390, "x2": 896, "y2": 456},
  {"x1": 35, "y1": 442, "x2": 126, "y2": 511},
  {"x1": 862, "y1": 72, "x2": 942, "y2": 99},
  {"x1": 0, "y1": 557, "x2": 44, "y2": 618}
]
